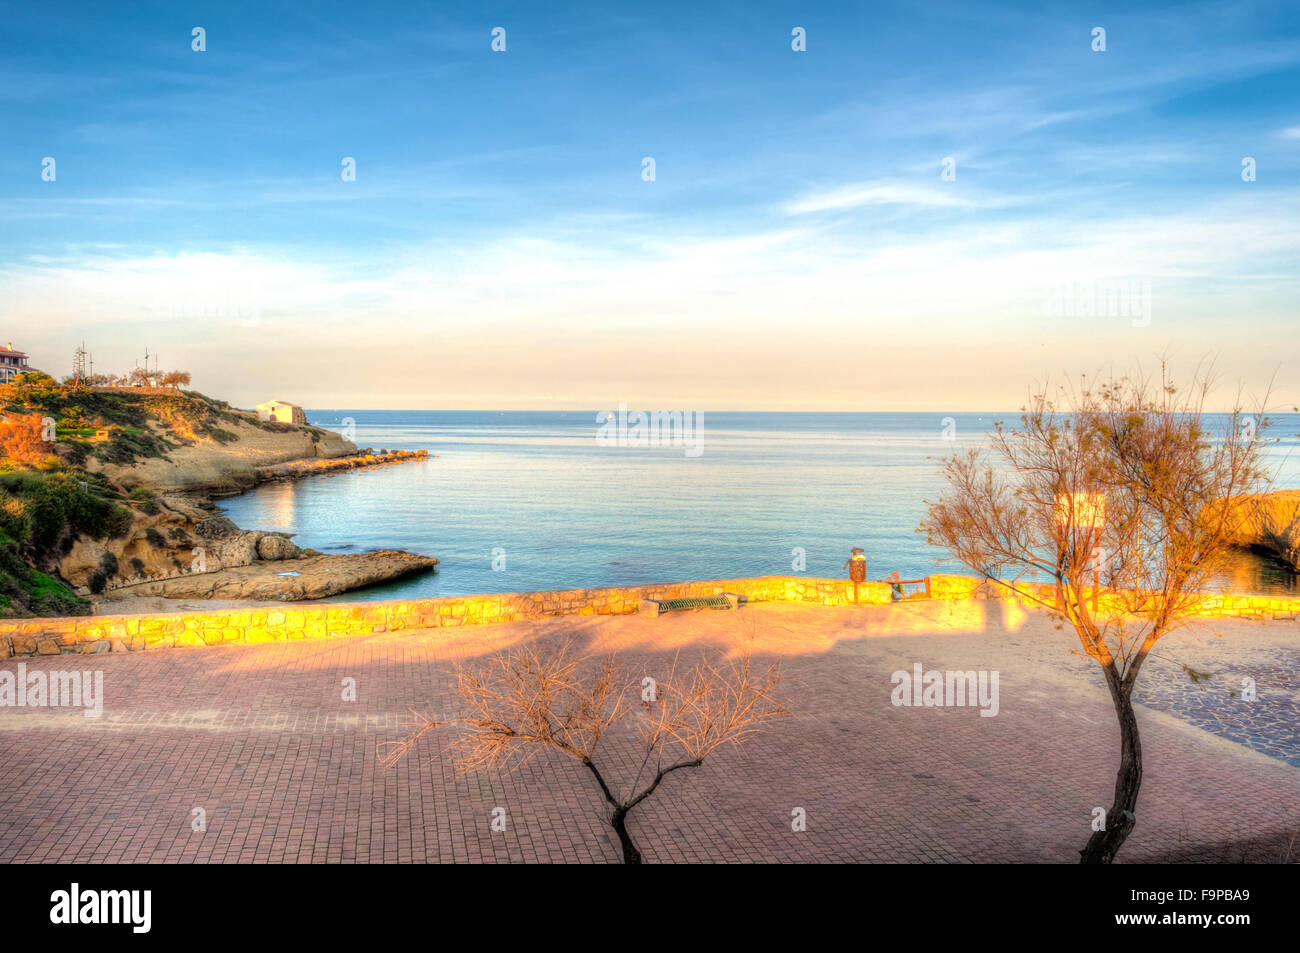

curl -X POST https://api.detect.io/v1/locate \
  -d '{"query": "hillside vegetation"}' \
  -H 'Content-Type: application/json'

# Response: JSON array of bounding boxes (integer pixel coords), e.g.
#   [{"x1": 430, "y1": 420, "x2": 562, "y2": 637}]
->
[
  {"x1": 0, "y1": 372, "x2": 296, "y2": 467},
  {"x1": 0, "y1": 372, "x2": 305, "y2": 617}
]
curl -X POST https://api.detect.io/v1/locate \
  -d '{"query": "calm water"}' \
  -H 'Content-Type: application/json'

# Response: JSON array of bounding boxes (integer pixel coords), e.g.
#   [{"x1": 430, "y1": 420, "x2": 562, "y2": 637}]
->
[{"x1": 217, "y1": 411, "x2": 1300, "y2": 601}]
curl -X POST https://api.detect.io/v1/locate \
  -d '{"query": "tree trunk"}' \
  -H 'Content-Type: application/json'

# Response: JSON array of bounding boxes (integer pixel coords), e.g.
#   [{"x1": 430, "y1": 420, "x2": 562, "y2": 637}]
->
[
  {"x1": 1079, "y1": 664, "x2": 1142, "y2": 864},
  {"x1": 610, "y1": 808, "x2": 642, "y2": 865}
]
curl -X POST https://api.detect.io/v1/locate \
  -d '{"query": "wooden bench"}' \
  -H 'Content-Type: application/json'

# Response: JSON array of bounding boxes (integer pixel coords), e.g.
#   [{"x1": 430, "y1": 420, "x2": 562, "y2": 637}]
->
[
  {"x1": 885, "y1": 577, "x2": 931, "y2": 600},
  {"x1": 639, "y1": 593, "x2": 741, "y2": 617}
]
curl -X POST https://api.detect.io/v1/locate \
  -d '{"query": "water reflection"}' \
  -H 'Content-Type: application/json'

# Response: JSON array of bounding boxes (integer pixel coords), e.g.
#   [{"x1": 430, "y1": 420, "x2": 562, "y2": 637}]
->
[
  {"x1": 255, "y1": 481, "x2": 297, "y2": 533},
  {"x1": 1209, "y1": 549, "x2": 1299, "y2": 596},
  {"x1": 219, "y1": 410, "x2": 1300, "y2": 602}
]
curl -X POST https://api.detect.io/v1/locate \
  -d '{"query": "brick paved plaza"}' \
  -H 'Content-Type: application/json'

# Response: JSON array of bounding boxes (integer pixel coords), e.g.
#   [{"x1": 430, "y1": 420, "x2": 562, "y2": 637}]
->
[{"x1": 1, "y1": 600, "x2": 1296, "y2": 863}]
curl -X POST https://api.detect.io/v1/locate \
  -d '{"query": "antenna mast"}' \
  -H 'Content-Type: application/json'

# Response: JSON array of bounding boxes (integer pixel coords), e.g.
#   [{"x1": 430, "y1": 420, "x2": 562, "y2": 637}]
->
[{"x1": 72, "y1": 342, "x2": 89, "y2": 384}]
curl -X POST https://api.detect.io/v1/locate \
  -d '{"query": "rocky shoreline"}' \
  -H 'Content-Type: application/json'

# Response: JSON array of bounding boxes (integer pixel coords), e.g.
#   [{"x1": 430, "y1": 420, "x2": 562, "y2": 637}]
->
[
  {"x1": 251, "y1": 448, "x2": 430, "y2": 485},
  {"x1": 107, "y1": 547, "x2": 438, "y2": 601},
  {"x1": 64, "y1": 421, "x2": 439, "y2": 610},
  {"x1": 1224, "y1": 490, "x2": 1300, "y2": 572}
]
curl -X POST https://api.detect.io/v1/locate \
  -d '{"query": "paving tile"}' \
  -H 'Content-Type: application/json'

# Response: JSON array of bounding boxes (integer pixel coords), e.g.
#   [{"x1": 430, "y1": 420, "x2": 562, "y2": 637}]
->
[{"x1": 0, "y1": 601, "x2": 1295, "y2": 863}]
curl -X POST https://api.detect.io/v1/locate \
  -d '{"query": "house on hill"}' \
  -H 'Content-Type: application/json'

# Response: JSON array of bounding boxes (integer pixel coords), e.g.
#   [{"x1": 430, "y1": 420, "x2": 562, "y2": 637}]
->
[
  {"x1": 0, "y1": 342, "x2": 38, "y2": 384},
  {"x1": 255, "y1": 400, "x2": 307, "y2": 425}
]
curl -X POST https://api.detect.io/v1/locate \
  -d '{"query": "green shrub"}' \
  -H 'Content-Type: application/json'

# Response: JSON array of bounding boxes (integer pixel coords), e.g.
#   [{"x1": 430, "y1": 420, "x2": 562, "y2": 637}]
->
[
  {"x1": 129, "y1": 488, "x2": 159, "y2": 513},
  {"x1": 105, "y1": 505, "x2": 133, "y2": 539},
  {"x1": 61, "y1": 440, "x2": 92, "y2": 467},
  {"x1": 0, "y1": 543, "x2": 89, "y2": 616},
  {"x1": 0, "y1": 472, "x2": 129, "y2": 560},
  {"x1": 97, "y1": 551, "x2": 119, "y2": 576},
  {"x1": 96, "y1": 428, "x2": 171, "y2": 465}
]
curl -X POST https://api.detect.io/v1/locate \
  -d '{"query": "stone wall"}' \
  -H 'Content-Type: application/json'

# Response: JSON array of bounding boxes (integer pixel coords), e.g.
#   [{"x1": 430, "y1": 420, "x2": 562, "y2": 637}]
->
[
  {"x1": 1, "y1": 573, "x2": 1296, "y2": 659},
  {"x1": 925, "y1": 574, "x2": 1300, "y2": 621},
  {"x1": 0, "y1": 576, "x2": 894, "y2": 658}
]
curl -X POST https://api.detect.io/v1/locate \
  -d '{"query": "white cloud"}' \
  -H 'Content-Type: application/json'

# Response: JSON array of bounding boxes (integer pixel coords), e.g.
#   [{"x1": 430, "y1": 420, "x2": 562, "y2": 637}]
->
[
  {"x1": 782, "y1": 180, "x2": 1001, "y2": 215},
  {"x1": 4, "y1": 191, "x2": 1298, "y2": 409}
]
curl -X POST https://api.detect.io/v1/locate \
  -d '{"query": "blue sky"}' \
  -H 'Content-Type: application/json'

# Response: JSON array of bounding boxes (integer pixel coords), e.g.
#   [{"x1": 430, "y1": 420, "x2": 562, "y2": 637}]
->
[{"x1": 2, "y1": 0, "x2": 1299, "y2": 409}]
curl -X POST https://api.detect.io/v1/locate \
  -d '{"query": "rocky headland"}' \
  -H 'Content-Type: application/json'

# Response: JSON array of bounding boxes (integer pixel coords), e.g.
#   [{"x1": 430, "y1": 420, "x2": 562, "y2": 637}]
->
[
  {"x1": 62, "y1": 504, "x2": 438, "y2": 605},
  {"x1": 0, "y1": 376, "x2": 438, "y2": 615},
  {"x1": 78, "y1": 445, "x2": 438, "y2": 608},
  {"x1": 253, "y1": 448, "x2": 430, "y2": 483},
  {"x1": 88, "y1": 412, "x2": 360, "y2": 496}
]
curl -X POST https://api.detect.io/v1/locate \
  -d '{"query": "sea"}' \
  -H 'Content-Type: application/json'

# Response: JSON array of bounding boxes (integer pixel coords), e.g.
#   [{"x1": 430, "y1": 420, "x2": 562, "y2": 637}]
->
[{"x1": 216, "y1": 411, "x2": 1300, "y2": 602}]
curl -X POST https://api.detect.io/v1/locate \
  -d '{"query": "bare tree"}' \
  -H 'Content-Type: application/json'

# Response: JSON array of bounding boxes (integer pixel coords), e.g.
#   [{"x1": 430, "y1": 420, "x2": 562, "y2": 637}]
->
[
  {"x1": 161, "y1": 370, "x2": 192, "y2": 391},
  {"x1": 921, "y1": 364, "x2": 1273, "y2": 863},
  {"x1": 380, "y1": 640, "x2": 786, "y2": 863}
]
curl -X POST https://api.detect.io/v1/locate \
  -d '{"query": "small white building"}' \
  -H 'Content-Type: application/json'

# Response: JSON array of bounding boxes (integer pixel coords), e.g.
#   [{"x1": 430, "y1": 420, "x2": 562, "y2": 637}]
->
[
  {"x1": 255, "y1": 400, "x2": 307, "y2": 425},
  {"x1": 0, "y1": 342, "x2": 37, "y2": 383}
]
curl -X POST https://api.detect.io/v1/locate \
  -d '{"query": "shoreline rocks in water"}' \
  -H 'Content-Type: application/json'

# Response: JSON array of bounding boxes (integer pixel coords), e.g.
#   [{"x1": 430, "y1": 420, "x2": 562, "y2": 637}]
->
[
  {"x1": 103, "y1": 550, "x2": 438, "y2": 601},
  {"x1": 67, "y1": 436, "x2": 439, "y2": 607},
  {"x1": 0, "y1": 379, "x2": 440, "y2": 615},
  {"x1": 70, "y1": 503, "x2": 439, "y2": 606},
  {"x1": 252, "y1": 448, "x2": 429, "y2": 484}
]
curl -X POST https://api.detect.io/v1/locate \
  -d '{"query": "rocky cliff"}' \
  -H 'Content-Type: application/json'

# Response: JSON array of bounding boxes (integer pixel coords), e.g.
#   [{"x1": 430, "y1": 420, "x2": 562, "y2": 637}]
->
[
  {"x1": 58, "y1": 493, "x2": 439, "y2": 605},
  {"x1": 1221, "y1": 490, "x2": 1300, "y2": 571},
  {"x1": 89, "y1": 416, "x2": 358, "y2": 495}
]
